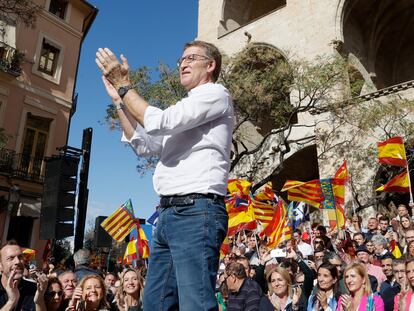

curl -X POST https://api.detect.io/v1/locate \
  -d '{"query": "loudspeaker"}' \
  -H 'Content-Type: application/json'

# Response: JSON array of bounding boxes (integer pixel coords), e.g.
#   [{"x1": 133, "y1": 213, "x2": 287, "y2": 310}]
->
[
  {"x1": 94, "y1": 216, "x2": 112, "y2": 248},
  {"x1": 40, "y1": 155, "x2": 79, "y2": 240}
]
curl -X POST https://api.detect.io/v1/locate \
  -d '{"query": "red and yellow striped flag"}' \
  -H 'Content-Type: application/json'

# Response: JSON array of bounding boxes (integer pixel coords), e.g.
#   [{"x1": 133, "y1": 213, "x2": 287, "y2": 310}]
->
[
  {"x1": 101, "y1": 204, "x2": 135, "y2": 242},
  {"x1": 377, "y1": 136, "x2": 407, "y2": 167},
  {"x1": 252, "y1": 183, "x2": 276, "y2": 228},
  {"x1": 260, "y1": 199, "x2": 290, "y2": 248},
  {"x1": 376, "y1": 171, "x2": 409, "y2": 193},
  {"x1": 281, "y1": 179, "x2": 323, "y2": 208}
]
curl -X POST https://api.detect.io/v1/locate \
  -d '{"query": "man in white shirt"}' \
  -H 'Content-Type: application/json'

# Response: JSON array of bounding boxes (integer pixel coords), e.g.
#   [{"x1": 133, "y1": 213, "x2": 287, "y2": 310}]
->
[
  {"x1": 96, "y1": 40, "x2": 234, "y2": 311},
  {"x1": 293, "y1": 229, "x2": 313, "y2": 258}
]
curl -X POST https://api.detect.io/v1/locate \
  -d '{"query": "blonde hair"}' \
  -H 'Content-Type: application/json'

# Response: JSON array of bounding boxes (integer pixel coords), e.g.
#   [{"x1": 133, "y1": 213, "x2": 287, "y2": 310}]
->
[
  {"x1": 116, "y1": 269, "x2": 144, "y2": 307},
  {"x1": 265, "y1": 266, "x2": 292, "y2": 297},
  {"x1": 78, "y1": 275, "x2": 109, "y2": 310},
  {"x1": 343, "y1": 262, "x2": 372, "y2": 295}
]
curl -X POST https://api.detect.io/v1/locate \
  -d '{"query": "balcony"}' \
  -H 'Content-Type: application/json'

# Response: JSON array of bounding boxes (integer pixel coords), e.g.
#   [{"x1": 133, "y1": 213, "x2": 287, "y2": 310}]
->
[
  {"x1": 0, "y1": 148, "x2": 44, "y2": 183},
  {"x1": 0, "y1": 41, "x2": 23, "y2": 77}
]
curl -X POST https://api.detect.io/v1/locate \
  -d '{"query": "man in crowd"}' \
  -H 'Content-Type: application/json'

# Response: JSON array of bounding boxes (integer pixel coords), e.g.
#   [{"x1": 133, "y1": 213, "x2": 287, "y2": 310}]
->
[
  {"x1": 293, "y1": 229, "x2": 313, "y2": 258},
  {"x1": 73, "y1": 249, "x2": 98, "y2": 281},
  {"x1": 96, "y1": 40, "x2": 234, "y2": 310},
  {"x1": 0, "y1": 240, "x2": 45, "y2": 311},
  {"x1": 365, "y1": 217, "x2": 379, "y2": 241},
  {"x1": 58, "y1": 270, "x2": 78, "y2": 309},
  {"x1": 380, "y1": 259, "x2": 405, "y2": 311},
  {"x1": 379, "y1": 255, "x2": 396, "y2": 295},
  {"x1": 226, "y1": 262, "x2": 263, "y2": 310},
  {"x1": 356, "y1": 245, "x2": 386, "y2": 291},
  {"x1": 104, "y1": 273, "x2": 118, "y2": 302},
  {"x1": 371, "y1": 234, "x2": 393, "y2": 261},
  {"x1": 353, "y1": 232, "x2": 365, "y2": 246},
  {"x1": 378, "y1": 216, "x2": 390, "y2": 236},
  {"x1": 244, "y1": 235, "x2": 257, "y2": 260}
]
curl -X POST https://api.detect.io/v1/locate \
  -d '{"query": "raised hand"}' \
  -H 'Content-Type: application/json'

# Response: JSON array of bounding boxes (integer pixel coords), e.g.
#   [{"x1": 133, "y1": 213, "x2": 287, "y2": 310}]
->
[
  {"x1": 95, "y1": 48, "x2": 130, "y2": 89},
  {"x1": 316, "y1": 290, "x2": 328, "y2": 309},
  {"x1": 5, "y1": 270, "x2": 20, "y2": 308},
  {"x1": 340, "y1": 294, "x2": 352, "y2": 311},
  {"x1": 34, "y1": 272, "x2": 48, "y2": 304}
]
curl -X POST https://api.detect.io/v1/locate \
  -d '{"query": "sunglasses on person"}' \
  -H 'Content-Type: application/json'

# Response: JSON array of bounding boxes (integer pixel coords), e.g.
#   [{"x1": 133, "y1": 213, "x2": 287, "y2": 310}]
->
[{"x1": 45, "y1": 290, "x2": 63, "y2": 297}]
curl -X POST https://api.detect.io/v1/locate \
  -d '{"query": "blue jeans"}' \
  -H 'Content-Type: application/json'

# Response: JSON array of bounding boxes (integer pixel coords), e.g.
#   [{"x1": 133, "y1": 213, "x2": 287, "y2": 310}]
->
[{"x1": 143, "y1": 197, "x2": 228, "y2": 311}]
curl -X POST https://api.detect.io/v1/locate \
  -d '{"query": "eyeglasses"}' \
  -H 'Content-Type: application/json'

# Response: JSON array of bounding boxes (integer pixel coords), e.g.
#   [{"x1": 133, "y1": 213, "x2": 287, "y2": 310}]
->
[
  {"x1": 177, "y1": 54, "x2": 211, "y2": 67},
  {"x1": 393, "y1": 270, "x2": 406, "y2": 274},
  {"x1": 46, "y1": 290, "x2": 63, "y2": 297}
]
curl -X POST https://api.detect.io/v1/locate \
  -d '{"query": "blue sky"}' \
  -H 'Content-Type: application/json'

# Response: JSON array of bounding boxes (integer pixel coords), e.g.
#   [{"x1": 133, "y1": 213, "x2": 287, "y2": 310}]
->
[{"x1": 68, "y1": 1, "x2": 198, "y2": 229}]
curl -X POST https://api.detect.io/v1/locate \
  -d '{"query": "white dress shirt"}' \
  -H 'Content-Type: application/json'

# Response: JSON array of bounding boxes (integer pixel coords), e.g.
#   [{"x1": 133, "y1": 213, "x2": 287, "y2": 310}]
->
[{"x1": 122, "y1": 82, "x2": 234, "y2": 196}]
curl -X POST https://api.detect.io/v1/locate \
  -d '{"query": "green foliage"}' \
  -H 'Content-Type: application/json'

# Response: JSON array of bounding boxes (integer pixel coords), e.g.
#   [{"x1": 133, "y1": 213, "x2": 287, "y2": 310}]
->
[{"x1": 221, "y1": 45, "x2": 294, "y2": 133}]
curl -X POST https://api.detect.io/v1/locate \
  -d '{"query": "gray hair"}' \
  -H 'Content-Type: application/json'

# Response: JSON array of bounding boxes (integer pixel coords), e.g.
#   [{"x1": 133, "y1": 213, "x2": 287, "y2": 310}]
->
[
  {"x1": 73, "y1": 248, "x2": 91, "y2": 266},
  {"x1": 371, "y1": 234, "x2": 387, "y2": 248}
]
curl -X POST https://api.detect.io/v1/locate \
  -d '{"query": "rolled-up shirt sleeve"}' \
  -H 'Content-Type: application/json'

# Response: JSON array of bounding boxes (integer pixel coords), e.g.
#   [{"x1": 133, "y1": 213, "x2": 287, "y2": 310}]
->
[
  {"x1": 143, "y1": 83, "x2": 232, "y2": 136},
  {"x1": 121, "y1": 123, "x2": 163, "y2": 156}
]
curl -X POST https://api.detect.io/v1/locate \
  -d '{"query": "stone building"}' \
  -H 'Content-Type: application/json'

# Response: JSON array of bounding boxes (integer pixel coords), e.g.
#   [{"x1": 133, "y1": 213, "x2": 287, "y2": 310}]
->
[
  {"x1": 197, "y1": 0, "x2": 414, "y2": 215},
  {"x1": 0, "y1": 0, "x2": 97, "y2": 250}
]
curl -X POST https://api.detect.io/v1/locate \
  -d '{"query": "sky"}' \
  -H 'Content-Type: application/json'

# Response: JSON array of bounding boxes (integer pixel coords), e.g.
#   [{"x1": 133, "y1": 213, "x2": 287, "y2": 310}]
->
[{"x1": 68, "y1": 1, "x2": 199, "y2": 230}]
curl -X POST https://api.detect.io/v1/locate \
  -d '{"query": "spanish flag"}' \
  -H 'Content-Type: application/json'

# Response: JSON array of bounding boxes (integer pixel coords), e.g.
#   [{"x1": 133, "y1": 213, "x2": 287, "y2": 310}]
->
[
  {"x1": 22, "y1": 248, "x2": 36, "y2": 261},
  {"x1": 376, "y1": 172, "x2": 409, "y2": 193},
  {"x1": 281, "y1": 179, "x2": 324, "y2": 208},
  {"x1": 390, "y1": 240, "x2": 402, "y2": 259},
  {"x1": 377, "y1": 136, "x2": 407, "y2": 167},
  {"x1": 226, "y1": 179, "x2": 257, "y2": 236}
]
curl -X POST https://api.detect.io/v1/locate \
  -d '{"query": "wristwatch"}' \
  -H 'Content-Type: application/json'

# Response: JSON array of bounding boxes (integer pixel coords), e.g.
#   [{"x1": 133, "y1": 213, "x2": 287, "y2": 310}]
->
[{"x1": 117, "y1": 85, "x2": 134, "y2": 99}]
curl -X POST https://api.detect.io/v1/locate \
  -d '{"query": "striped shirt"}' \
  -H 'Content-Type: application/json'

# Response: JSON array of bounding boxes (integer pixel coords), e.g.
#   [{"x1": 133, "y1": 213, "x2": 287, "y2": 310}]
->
[{"x1": 227, "y1": 278, "x2": 263, "y2": 311}]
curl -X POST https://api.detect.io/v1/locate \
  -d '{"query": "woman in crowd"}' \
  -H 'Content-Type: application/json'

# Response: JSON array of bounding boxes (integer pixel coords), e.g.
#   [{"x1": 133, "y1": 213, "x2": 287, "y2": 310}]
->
[
  {"x1": 338, "y1": 262, "x2": 384, "y2": 311},
  {"x1": 398, "y1": 215, "x2": 414, "y2": 247},
  {"x1": 307, "y1": 262, "x2": 339, "y2": 311},
  {"x1": 406, "y1": 240, "x2": 414, "y2": 259},
  {"x1": 264, "y1": 266, "x2": 305, "y2": 311},
  {"x1": 67, "y1": 275, "x2": 110, "y2": 311},
  {"x1": 115, "y1": 268, "x2": 144, "y2": 311},
  {"x1": 44, "y1": 277, "x2": 64, "y2": 311},
  {"x1": 394, "y1": 258, "x2": 414, "y2": 310},
  {"x1": 365, "y1": 240, "x2": 375, "y2": 255}
]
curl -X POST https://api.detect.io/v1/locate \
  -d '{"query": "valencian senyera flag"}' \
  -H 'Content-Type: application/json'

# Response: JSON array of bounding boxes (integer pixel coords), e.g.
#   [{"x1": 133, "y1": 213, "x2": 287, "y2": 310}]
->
[
  {"x1": 101, "y1": 200, "x2": 136, "y2": 242},
  {"x1": 327, "y1": 161, "x2": 348, "y2": 229},
  {"x1": 377, "y1": 136, "x2": 407, "y2": 167},
  {"x1": 376, "y1": 171, "x2": 409, "y2": 193}
]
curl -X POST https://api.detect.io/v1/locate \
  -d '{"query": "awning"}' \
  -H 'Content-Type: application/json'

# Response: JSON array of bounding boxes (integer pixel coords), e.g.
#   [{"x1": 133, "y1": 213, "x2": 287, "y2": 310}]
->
[{"x1": 15, "y1": 197, "x2": 41, "y2": 218}]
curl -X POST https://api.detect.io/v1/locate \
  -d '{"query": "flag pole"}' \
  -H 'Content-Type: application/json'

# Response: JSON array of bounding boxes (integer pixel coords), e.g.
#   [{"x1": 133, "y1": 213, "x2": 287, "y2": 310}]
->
[{"x1": 406, "y1": 162, "x2": 413, "y2": 204}]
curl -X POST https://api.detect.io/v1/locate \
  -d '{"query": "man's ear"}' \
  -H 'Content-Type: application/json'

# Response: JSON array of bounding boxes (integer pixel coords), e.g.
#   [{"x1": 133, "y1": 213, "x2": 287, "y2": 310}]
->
[
  {"x1": 207, "y1": 60, "x2": 216, "y2": 77},
  {"x1": 0, "y1": 262, "x2": 3, "y2": 274}
]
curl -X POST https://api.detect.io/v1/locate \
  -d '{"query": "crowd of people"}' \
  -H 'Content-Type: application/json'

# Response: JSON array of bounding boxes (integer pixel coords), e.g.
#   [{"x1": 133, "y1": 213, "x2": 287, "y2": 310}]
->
[
  {"x1": 0, "y1": 243, "x2": 144, "y2": 311},
  {"x1": 2, "y1": 202, "x2": 414, "y2": 310},
  {"x1": 215, "y1": 202, "x2": 414, "y2": 311}
]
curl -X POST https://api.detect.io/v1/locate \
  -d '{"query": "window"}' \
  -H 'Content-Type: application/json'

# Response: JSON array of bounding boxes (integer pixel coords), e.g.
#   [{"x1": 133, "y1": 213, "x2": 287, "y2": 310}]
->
[
  {"x1": 38, "y1": 38, "x2": 60, "y2": 76},
  {"x1": 19, "y1": 113, "x2": 51, "y2": 179},
  {"x1": 7, "y1": 216, "x2": 33, "y2": 247},
  {"x1": 49, "y1": 0, "x2": 68, "y2": 19}
]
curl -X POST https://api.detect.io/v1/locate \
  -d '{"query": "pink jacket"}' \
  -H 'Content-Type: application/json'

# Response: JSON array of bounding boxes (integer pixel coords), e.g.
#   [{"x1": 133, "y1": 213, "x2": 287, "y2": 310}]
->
[
  {"x1": 337, "y1": 295, "x2": 384, "y2": 311},
  {"x1": 393, "y1": 291, "x2": 413, "y2": 311}
]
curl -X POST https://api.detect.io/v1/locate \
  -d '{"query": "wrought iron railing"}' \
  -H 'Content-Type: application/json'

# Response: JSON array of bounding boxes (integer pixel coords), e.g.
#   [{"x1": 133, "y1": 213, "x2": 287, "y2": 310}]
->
[
  {"x1": 0, "y1": 41, "x2": 23, "y2": 77},
  {"x1": 0, "y1": 148, "x2": 44, "y2": 182}
]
